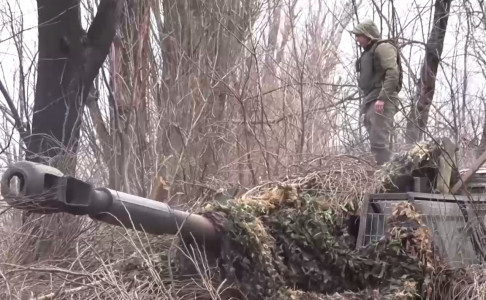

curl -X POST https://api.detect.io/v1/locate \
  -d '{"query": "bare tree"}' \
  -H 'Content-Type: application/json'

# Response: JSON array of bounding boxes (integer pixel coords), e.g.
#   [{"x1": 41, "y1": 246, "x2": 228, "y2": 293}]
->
[
  {"x1": 406, "y1": 0, "x2": 452, "y2": 143},
  {"x1": 0, "y1": 0, "x2": 124, "y2": 264},
  {"x1": 25, "y1": 0, "x2": 122, "y2": 173},
  {"x1": 87, "y1": 0, "x2": 151, "y2": 193}
]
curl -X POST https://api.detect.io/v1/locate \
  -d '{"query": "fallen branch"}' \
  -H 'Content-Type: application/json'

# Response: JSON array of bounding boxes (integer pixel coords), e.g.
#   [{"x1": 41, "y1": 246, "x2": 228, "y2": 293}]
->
[
  {"x1": 30, "y1": 280, "x2": 102, "y2": 300},
  {"x1": 2, "y1": 264, "x2": 93, "y2": 278}
]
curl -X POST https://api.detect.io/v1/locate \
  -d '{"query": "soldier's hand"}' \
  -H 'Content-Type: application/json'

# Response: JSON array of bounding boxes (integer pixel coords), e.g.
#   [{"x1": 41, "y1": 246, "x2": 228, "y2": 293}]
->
[{"x1": 375, "y1": 100, "x2": 385, "y2": 114}]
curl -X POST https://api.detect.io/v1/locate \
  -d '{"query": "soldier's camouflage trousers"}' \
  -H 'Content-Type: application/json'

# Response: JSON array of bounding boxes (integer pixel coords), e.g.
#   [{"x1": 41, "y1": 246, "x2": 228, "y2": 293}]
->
[{"x1": 363, "y1": 100, "x2": 397, "y2": 166}]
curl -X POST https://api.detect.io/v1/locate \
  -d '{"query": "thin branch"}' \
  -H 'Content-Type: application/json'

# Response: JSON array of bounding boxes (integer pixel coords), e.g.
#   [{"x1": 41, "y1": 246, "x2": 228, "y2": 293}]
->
[
  {"x1": 31, "y1": 280, "x2": 102, "y2": 300},
  {"x1": 3, "y1": 264, "x2": 94, "y2": 278},
  {"x1": 0, "y1": 126, "x2": 15, "y2": 156},
  {"x1": 0, "y1": 78, "x2": 28, "y2": 139}
]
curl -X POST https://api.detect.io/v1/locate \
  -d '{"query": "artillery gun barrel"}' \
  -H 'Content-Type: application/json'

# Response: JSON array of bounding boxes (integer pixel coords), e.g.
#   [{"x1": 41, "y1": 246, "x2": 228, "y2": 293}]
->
[{"x1": 0, "y1": 161, "x2": 218, "y2": 245}]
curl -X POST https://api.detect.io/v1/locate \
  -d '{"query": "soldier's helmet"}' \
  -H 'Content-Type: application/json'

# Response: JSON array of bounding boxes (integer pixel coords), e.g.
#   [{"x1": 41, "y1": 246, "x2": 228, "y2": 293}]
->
[{"x1": 351, "y1": 20, "x2": 381, "y2": 40}]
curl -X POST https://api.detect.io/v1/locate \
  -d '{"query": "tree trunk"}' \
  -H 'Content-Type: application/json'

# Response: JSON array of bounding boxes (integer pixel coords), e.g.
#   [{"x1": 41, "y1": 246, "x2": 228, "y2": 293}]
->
[
  {"x1": 28, "y1": 0, "x2": 122, "y2": 174},
  {"x1": 20, "y1": 0, "x2": 122, "y2": 264},
  {"x1": 98, "y1": 0, "x2": 152, "y2": 193},
  {"x1": 478, "y1": 100, "x2": 486, "y2": 156},
  {"x1": 159, "y1": 0, "x2": 256, "y2": 200},
  {"x1": 406, "y1": 0, "x2": 451, "y2": 143}
]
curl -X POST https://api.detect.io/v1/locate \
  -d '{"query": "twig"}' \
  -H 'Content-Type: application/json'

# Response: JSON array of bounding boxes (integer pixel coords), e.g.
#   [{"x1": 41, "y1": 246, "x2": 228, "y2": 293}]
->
[
  {"x1": 0, "y1": 126, "x2": 15, "y2": 155},
  {"x1": 0, "y1": 270, "x2": 11, "y2": 300},
  {"x1": 2, "y1": 264, "x2": 93, "y2": 278},
  {"x1": 30, "y1": 280, "x2": 102, "y2": 300},
  {"x1": 451, "y1": 148, "x2": 486, "y2": 194},
  {"x1": 0, "y1": 78, "x2": 27, "y2": 140}
]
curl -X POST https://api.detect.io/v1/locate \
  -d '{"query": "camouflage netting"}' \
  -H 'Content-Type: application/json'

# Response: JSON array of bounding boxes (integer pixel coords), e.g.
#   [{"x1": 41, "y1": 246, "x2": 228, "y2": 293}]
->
[
  {"x1": 195, "y1": 147, "x2": 484, "y2": 299},
  {"x1": 376, "y1": 141, "x2": 443, "y2": 192},
  {"x1": 202, "y1": 186, "x2": 434, "y2": 299}
]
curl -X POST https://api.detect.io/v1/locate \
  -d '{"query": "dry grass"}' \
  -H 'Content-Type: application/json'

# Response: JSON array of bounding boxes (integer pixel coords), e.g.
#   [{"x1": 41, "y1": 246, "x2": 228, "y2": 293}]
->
[
  {"x1": 0, "y1": 209, "x2": 234, "y2": 300},
  {"x1": 239, "y1": 154, "x2": 381, "y2": 212}
]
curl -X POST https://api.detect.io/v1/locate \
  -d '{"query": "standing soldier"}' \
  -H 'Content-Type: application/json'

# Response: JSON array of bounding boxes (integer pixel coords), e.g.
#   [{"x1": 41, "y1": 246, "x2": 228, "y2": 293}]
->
[{"x1": 352, "y1": 20, "x2": 401, "y2": 165}]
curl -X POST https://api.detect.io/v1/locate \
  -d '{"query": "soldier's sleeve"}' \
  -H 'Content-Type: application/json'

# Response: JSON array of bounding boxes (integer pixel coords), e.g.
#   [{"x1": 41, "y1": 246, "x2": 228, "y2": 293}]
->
[{"x1": 376, "y1": 43, "x2": 399, "y2": 104}]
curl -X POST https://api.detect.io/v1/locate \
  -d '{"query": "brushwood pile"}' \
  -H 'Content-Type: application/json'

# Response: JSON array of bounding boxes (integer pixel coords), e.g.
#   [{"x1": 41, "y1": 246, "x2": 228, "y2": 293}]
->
[{"x1": 192, "y1": 142, "x2": 485, "y2": 299}]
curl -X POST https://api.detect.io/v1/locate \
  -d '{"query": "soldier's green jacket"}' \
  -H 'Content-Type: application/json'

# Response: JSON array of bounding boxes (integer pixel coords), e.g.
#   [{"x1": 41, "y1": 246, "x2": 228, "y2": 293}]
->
[{"x1": 357, "y1": 40, "x2": 400, "y2": 112}]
